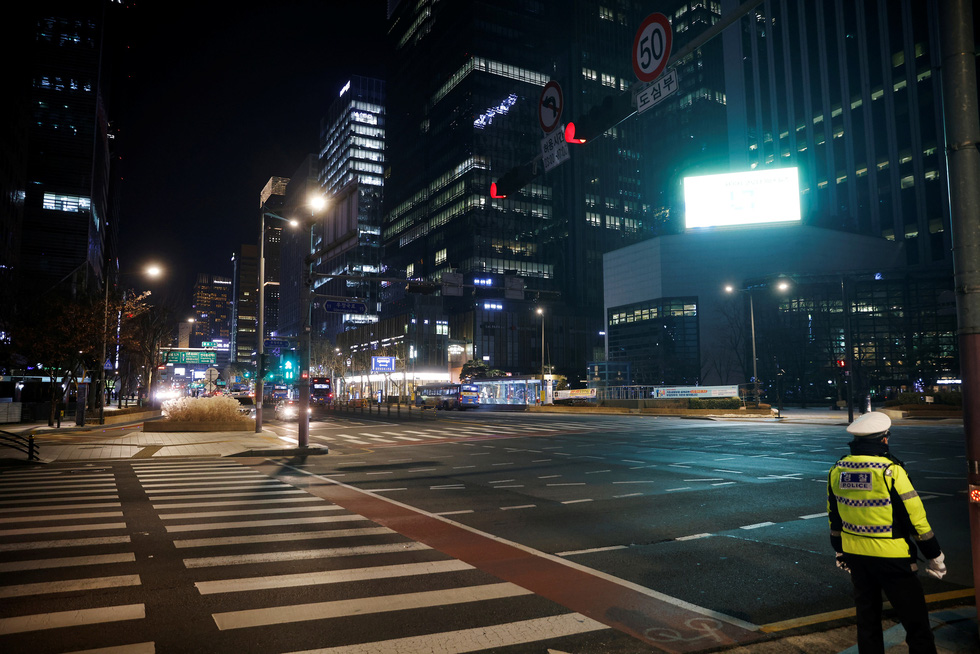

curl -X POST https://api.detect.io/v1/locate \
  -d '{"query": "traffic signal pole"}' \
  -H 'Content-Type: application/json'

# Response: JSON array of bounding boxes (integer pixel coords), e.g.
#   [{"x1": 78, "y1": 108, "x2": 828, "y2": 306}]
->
[{"x1": 938, "y1": 0, "x2": 980, "y2": 626}]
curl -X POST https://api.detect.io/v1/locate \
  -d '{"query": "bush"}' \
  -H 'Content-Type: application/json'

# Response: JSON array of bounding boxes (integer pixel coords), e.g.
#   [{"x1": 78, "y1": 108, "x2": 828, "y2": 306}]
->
[
  {"x1": 162, "y1": 395, "x2": 251, "y2": 423},
  {"x1": 883, "y1": 391, "x2": 962, "y2": 407},
  {"x1": 688, "y1": 398, "x2": 743, "y2": 410}
]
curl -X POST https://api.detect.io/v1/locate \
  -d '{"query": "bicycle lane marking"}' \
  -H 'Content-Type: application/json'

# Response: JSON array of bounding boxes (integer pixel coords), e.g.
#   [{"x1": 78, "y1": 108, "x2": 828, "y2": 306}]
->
[{"x1": 246, "y1": 458, "x2": 764, "y2": 654}]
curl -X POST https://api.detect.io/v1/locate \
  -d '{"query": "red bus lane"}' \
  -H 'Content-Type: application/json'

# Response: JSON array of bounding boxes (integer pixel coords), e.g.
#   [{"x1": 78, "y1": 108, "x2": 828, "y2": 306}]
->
[{"x1": 248, "y1": 458, "x2": 764, "y2": 653}]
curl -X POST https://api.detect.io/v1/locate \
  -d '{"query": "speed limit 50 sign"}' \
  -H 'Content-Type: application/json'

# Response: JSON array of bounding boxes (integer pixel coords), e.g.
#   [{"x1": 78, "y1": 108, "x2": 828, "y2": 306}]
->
[{"x1": 632, "y1": 13, "x2": 673, "y2": 83}]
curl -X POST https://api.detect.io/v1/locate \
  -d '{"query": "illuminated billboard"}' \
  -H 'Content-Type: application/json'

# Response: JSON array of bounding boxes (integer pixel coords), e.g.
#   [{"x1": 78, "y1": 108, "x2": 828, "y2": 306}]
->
[{"x1": 684, "y1": 168, "x2": 801, "y2": 229}]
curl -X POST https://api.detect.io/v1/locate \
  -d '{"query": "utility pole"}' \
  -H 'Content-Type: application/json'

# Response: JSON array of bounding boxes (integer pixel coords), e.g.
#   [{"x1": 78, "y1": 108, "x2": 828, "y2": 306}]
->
[{"x1": 938, "y1": 0, "x2": 980, "y2": 625}]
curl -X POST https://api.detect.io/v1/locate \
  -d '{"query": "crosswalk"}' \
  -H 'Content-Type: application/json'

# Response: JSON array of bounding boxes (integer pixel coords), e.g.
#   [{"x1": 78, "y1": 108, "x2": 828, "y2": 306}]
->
[
  {"x1": 307, "y1": 419, "x2": 601, "y2": 446},
  {"x1": 0, "y1": 459, "x2": 615, "y2": 653}
]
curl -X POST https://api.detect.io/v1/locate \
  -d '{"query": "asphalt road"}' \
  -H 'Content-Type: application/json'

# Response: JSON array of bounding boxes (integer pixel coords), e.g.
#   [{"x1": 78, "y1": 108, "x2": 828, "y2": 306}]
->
[
  {"x1": 0, "y1": 411, "x2": 972, "y2": 653},
  {"x1": 269, "y1": 412, "x2": 972, "y2": 628}
]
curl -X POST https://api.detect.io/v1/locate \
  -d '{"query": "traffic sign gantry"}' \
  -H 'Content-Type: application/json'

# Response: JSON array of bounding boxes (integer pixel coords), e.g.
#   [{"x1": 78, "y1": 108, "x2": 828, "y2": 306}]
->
[{"x1": 632, "y1": 12, "x2": 673, "y2": 83}]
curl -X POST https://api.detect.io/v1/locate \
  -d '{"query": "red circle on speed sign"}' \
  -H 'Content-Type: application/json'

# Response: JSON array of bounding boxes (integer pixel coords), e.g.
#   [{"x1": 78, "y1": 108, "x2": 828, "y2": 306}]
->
[
  {"x1": 538, "y1": 81, "x2": 563, "y2": 133},
  {"x1": 632, "y1": 13, "x2": 673, "y2": 83}
]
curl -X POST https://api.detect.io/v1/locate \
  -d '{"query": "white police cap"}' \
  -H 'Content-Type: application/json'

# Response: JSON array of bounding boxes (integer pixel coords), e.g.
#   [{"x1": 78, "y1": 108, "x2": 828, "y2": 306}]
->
[{"x1": 846, "y1": 411, "x2": 892, "y2": 438}]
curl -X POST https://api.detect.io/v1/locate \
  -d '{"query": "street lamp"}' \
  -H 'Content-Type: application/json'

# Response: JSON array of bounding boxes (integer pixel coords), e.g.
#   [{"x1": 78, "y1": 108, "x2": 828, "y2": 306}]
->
[
  {"x1": 725, "y1": 280, "x2": 791, "y2": 406},
  {"x1": 99, "y1": 263, "x2": 162, "y2": 424},
  {"x1": 298, "y1": 194, "x2": 328, "y2": 448},
  {"x1": 536, "y1": 308, "x2": 545, "y2": 376}
]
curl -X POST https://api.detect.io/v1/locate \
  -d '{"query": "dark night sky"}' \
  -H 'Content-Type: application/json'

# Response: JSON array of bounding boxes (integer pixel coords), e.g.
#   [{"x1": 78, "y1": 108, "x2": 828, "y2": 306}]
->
[{"x1": 117, "y1": 1, "x2": 389, "y2": 305}]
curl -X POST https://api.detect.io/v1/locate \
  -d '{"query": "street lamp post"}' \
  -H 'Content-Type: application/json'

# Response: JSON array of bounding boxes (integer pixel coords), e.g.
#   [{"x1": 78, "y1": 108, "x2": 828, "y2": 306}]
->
[
  {"x1": 725, "y1": 280, "x2": 790, "y2": 407},
  {"x1": 297, "y1": 195, "x2": 326, "y2": 448},
  {"x1": 536, "y1": 307, "x2": 545, "y2": 403}
]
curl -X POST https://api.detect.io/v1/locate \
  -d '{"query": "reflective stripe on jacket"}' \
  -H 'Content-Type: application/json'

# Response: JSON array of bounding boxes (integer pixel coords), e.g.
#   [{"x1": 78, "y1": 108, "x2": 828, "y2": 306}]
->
[{"x1": 827, "y1": 454, "x2": 935, "y2": 558}]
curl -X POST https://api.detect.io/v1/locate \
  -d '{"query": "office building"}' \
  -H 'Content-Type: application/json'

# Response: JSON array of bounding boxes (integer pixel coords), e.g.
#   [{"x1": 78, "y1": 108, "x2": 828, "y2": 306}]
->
[
  {"x1": 259, "y1": 176, "x2": 289, "y2": 342},
  {"x1": 8, "y1": 2, "x2": 127, "y2": 298},
  {"x1": 230, "y1": 244, "x2": 259, "y2": 364},
  {"x1": 373, "y1": 1, "x2": 658, "y2": 381},
  {"x1": 602, "y1": 0, "x2": 964, "y2": 398},
  {"x1": 314, "y1": 76, "x2": 385, "y2": 343},
  {"x1": 190, "y1": 273, "x2": 232, "y2": 368}
]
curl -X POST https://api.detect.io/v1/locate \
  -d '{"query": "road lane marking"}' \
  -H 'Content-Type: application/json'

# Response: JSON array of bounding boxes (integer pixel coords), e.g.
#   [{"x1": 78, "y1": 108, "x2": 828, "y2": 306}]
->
[
  {"x1": 614, "y1": 493, "x2": 643, "y2": 498},
  {"x1": 0, "y1": 511, "x2": 123, "y2": 524},
  {"x1": 0, "y1": 574, "x2": 141, "y2": 598},
  {"x1": 165, "y1": 515, "x2": 363, "y2": 532},
  {"x1": 195, "y1": 560, "x2": 473, "y2": 594},
  {"x1": 800, "y1": 512, "x2": 828, "y2": 520},
  {"x1": 3, "y1": 522, "x2": 128, "y2": 536},
  {"x1": 0, "y1": 535, "x2": 131, "y2": 552},
  {"x1": 0, "y1": 552, "x2": 135, "y2": 573},
  {"x1": 561, "y1": 499, "x2": 593, "y2": 504},
  {"x1": 282, "y1": 612, "x2": 608, "y2": 654},
  {"x1": 173, "y1": 527, "x2": 392, "y2": 548},
  {"x1": 557, "y1": 545, "x2": 627, "y2": 556},
  {"x1": 158, "y1": 505, "x2": 342, "y2": 520},
  {"x1": 676, "y1": 533, "x2": 713, "y2": 541},
  {"x1": 740, "y1": 522, "x2": 776, "y2": 530},
  {"x1": 0, "y1": 502, "x2": 121, "y2": 514},
  {"x1": 500, "y1": 504, "x2": 536, "y2": 511},
  {"x1": 149, "y1": 489, "x2": 306, "y2": 501},
  {"x1": 152, "y1": 497, "x2": 321, "y2": 509},
  {"x1": 183, "y1": 542, "x2": 431, "y2": 568},
  {"x1": 0, "y1": 604, "x2": 145, "y2": 635},
  {"x1": 436, "y1": 510, "x2": 474, "y2": 516},
  {"x1": 213, "y1": 583, "x2": 531, "y2": 630}
]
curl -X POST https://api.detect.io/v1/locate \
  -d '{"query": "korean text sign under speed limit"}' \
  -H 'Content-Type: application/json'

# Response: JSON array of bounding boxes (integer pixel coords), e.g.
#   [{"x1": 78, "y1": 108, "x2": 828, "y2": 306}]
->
[{"x1": 632, "y1": 12, "x2": 673, "y2": 83}]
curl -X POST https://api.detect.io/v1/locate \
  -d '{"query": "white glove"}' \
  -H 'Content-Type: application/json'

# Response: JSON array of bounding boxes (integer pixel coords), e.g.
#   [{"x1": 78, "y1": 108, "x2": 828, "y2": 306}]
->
[
  {"x1": 924, "y1": 553, "x2": 947, "y2": 579},
  {"x1": 835, "y1": 552, "x2": 850, "y2": 574}
]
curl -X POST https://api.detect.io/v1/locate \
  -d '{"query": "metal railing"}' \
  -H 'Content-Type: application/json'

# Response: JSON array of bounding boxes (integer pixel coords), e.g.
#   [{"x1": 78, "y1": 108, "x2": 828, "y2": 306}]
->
[{"x1": 0, "y1": 429, "x2": 39, "y2": 461}]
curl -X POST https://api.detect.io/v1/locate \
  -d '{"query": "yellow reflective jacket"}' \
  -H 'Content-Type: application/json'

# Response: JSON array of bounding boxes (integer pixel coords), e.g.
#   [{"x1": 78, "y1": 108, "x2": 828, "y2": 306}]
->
[{"x1": 827, "y1": 453, "x2": 938, "y2": 559}]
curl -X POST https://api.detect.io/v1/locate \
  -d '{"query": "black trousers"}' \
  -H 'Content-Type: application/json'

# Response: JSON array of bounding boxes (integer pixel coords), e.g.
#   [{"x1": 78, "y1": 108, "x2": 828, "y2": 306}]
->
[{"x1": 845, "y1": 554, "x2": 936, "y2": 654}]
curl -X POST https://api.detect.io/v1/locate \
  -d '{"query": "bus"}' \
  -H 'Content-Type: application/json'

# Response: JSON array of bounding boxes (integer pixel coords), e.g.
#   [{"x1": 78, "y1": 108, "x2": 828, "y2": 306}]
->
[
  {"x1": 311, "y1": 377, "x2": 333, "y2": 405},
  {"x1": 415, "y1": 383, "x2": 480, "y2": 410}
]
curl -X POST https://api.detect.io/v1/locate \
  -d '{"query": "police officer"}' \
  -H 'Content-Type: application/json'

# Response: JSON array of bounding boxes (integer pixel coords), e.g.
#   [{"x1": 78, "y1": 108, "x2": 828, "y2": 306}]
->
[{"x1": 827, "y1": 411, "x2": 946, "y2": 654}]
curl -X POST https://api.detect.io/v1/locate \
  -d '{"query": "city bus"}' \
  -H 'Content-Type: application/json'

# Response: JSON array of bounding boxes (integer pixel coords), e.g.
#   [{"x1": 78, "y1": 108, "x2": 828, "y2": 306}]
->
[
  {"x1": 310, "y1": 377, "x2": 333, "y2": 405},
  {"x1": 415, "y1": 383, "x2": 480, "y2": 410}
]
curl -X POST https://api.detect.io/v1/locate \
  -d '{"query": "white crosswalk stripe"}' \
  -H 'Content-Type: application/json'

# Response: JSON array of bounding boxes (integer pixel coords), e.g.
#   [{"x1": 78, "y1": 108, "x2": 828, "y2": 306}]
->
[{"x1": 0, "y1": 457, "x2": 614, "y2": 652}]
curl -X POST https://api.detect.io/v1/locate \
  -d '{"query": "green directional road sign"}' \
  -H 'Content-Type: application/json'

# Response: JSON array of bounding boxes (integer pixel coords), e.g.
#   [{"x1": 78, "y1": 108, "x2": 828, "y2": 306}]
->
[{"x1": 160, "y1": 350, "x2": 217, "y2": 365}]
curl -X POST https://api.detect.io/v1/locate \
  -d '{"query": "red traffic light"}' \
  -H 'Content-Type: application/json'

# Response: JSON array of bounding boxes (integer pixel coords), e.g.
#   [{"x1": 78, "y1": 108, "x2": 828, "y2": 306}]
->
[
  {"x1": 836, "y1": 360, "x2": 846, "y2": 368},
  {"x1": 564, "y1": 122, "x2": 586, "y2": 144}
]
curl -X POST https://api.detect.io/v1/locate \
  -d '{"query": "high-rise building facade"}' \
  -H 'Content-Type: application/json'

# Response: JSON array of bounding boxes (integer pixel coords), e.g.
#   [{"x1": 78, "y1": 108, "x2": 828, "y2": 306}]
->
[
  {"x1": 603, "y1": 0, "x2": 967, "y2": 393},
  {"x1": 378, "y1": 1, "x2": 658, "y2": 380},
  {"x1": 10, "y1": 2, "x2": 127, "y2": 297},
  {"x1": 315, "y1": 76, "x2": 385, "y2": 342},
  {"x1": 191, "y1": 273, "x2": 232, "y2": 368},
  {"x1": 230, "y1": 244, "x2": 259, "y2": 364},
  {"x1": 259, "y1": 176, "x2": 289, "y2": 342}
]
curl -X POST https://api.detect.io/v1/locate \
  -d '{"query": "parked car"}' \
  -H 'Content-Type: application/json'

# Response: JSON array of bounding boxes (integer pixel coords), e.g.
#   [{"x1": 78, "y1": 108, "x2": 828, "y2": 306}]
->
[
  {"x1": 234, "y1": 395, "x2": 256, "y2": 418},
  {"x1": 275, "y1": 399, "x2": 311, "y2": 420}
]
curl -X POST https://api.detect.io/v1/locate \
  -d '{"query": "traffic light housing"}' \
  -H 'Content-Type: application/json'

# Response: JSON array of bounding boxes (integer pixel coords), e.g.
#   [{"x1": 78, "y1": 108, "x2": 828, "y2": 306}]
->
[
  {"x1": 565, "y1": 92, "x2": 635, "y2": 145},
  {"x1": 490, "y1": 162, "x2": 537, "y2": 198}
]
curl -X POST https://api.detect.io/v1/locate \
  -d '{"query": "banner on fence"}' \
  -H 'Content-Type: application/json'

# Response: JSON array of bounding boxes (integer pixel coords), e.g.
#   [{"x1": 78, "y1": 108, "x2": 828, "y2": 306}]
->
[
  {"x1": 650, "y1": 385, "x2": 739, "y2": 399},
  {"x1": 555, "y1": 388, "x2": 598, "y2": 400}
]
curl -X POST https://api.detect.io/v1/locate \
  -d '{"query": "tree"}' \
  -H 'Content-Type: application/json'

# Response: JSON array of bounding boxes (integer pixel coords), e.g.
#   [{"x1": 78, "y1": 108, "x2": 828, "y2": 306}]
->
[{"x1": 460, "y1": 359, "x2": 506, "y2": 380}]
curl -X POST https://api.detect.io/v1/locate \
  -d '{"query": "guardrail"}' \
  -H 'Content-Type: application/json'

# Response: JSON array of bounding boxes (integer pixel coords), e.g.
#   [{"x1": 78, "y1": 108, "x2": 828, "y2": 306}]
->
[
  {"x1": 327, "y1": 400, "x2": 437, "y2": 420},
  {"x1": 0, "y1": 429, "x2": 39, "y2": 461}
]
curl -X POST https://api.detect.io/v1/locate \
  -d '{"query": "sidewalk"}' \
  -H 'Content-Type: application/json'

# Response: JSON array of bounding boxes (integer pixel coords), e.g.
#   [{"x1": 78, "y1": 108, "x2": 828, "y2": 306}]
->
[
  {"x1": 0, "y1": 415, "x2": 327, "y2": 463},
  {"x1": 0, "y1": 410, "x2": 975, "y2": 653}
]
